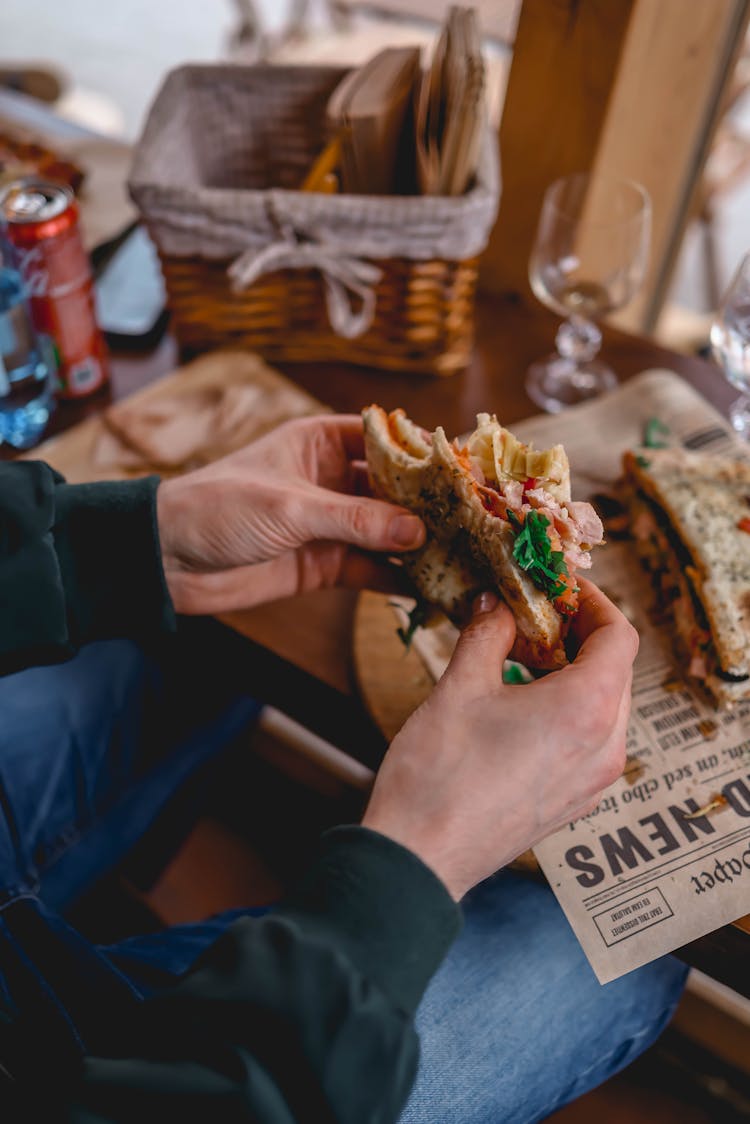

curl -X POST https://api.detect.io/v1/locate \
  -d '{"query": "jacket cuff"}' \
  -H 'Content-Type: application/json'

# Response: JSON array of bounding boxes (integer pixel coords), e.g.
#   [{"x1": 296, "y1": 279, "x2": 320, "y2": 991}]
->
[
  {"x1": 0, "y1": 462, "x2": 69, "y2": 672},
  {"x1": 278, "y1": 825, "x2": 461, "y2": 1015},
  {"x1": 53, "y1": 476, "x2": 176, "y2": 645}
]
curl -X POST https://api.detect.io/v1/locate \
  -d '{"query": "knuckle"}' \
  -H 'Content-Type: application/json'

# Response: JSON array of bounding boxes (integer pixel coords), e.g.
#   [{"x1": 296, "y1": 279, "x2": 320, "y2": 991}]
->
[
  {"x1": 279, "y1": 486, "x2": 303, "y2": 523},
  {"x1": 595, "y1": 741, "x2": 626, "y2": 789},
  {"x1": 624, "y1": 620, "x2": 640, "y2": 658},
  {"x1": 272, "y1": 417, "x2": 303, "y2": 449},
  {"x1": 278, "y1": 488, "x2": 314, "y2": 539},
  {"x1": 284, "y1": 416, "x2": 313, "y2": 438},
  {"x1": 346, "y1": 500, "x2": 372, "y2": 540}
]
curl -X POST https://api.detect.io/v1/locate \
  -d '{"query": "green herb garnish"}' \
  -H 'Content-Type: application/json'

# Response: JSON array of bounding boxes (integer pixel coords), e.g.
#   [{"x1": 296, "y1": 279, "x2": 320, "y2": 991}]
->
[
  {"x1": 636, "y1": 454, "x2": 652, "y2": 469},
  {"x1": 394, "y1": 599, "x2": 429, "y2": 650},
  {"x1": 643, "y1": 417, "x2": 670, "y2": 448},
  {"x1": 502, "y1": 662, "x2": 527, "y2": 685},
  {"x1": 509, "y1": 509, "x2": 569, "y2": 601}
]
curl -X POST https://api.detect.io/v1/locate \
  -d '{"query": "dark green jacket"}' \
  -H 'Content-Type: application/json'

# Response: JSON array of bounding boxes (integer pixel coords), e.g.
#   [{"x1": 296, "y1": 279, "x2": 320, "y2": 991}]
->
[{"x1": 0, "y1": 461, "x2": 460, "y2": 1122}]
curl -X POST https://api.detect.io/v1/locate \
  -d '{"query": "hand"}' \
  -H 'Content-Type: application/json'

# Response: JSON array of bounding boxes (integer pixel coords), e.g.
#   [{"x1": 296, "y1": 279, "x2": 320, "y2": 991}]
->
[
  {"x1": 362, "y1": 579, "x2": 638, "y2": 900},
  {"x1": 156, "y1": 415, "x2": 425, "y2": 614}
]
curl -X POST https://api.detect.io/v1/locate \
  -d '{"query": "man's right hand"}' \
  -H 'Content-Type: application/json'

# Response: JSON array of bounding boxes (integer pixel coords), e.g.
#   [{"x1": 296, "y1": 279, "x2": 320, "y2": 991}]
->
[{"x1": 362, "y1": 579, "x2": 639, "y2": 901}]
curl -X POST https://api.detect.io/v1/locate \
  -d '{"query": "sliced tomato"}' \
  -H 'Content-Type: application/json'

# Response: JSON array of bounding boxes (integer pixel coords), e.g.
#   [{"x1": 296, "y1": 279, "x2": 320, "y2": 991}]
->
[
  {"x1": 554, "y1": 573, "x2": 579, "y2": 615},
  {"x1": 546, "y1": 525, "x2": 564, "y2": 554},
  {"x1": 738, "y1": 516, "x2": 750, "y2": 534}
]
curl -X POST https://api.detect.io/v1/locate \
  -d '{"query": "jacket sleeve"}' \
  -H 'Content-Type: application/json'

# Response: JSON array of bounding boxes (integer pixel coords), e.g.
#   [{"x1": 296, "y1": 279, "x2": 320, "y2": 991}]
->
[
  {"x1": 65, "y1": 827, "x2": 461, "y2": 1123},
  {"x1": 0, "y1": 461, "x2": 175, "y2": 675}
]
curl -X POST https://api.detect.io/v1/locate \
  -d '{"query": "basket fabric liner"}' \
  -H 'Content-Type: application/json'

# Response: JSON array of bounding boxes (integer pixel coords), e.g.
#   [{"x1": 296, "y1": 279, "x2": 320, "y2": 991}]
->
[{"x1": 130, "y1": 65, "x2": 500, "y2": 339}]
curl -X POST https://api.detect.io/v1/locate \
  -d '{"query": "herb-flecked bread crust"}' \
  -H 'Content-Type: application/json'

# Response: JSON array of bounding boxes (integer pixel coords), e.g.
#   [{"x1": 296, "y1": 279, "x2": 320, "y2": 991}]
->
[{"x1": 624, "y1": 448, "x2": 750, "y2": 681}]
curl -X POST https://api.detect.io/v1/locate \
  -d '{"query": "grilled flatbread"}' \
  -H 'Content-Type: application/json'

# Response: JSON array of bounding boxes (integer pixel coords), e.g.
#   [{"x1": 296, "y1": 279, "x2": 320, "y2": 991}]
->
[
  {"x1": 624, "y1": 447, "x2": 750, "y2": 707},
  {"x1": 363, "y1": 405, "x2": 604, "y2": 670}
]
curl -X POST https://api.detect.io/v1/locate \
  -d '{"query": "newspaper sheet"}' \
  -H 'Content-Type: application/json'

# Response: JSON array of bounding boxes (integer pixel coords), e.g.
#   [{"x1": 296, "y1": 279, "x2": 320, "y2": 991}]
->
[{"x1": 407, "y1": 369, "x2": 750, "y2": 983}]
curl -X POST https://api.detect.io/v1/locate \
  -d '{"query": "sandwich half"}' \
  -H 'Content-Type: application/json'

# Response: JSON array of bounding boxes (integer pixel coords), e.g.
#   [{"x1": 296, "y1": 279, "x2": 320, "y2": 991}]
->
[
  {"x1": 363, "y1": 405, "x2": 604, "y2": 670},
  {"x1": 623, "y1": 447, "x2": 750, "y2": 706}
]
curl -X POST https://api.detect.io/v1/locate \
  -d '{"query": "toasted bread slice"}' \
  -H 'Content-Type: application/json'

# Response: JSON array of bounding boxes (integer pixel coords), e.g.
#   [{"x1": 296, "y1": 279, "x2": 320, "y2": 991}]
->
[{"x1": 624, "y1": 447, "x2": 750, "y2": 705}]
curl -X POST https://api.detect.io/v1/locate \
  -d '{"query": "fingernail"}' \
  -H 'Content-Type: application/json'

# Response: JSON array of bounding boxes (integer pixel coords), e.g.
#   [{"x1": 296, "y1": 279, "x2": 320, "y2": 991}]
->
[
  {"x1": 474, "y1": 591, "x2": 499, "y2": 615},
  {"x1": 389, "y1": 515, "x2": 423, "y2": 547}
]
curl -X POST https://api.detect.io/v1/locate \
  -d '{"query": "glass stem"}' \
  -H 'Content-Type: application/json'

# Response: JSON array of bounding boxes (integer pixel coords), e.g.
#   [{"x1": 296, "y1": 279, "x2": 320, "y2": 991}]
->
[{"x1": 555, "y1": 315, "x2": 602, "y2": 365}]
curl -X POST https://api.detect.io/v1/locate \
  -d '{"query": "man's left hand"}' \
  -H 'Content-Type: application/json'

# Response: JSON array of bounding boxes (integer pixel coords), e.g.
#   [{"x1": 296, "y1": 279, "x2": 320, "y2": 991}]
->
[{"x1": 156, "y1": 415, "x2": 425, "y2": 614}]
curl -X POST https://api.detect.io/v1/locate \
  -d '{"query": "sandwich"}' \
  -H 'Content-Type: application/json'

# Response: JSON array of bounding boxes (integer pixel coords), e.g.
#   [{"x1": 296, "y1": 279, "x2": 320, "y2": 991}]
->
[
  {"x1": 623, "y1": 447, "x2": 750, "y2": 707},
  {"x1": 362, "y1": 405, "x2": 604, "y2": 670}
]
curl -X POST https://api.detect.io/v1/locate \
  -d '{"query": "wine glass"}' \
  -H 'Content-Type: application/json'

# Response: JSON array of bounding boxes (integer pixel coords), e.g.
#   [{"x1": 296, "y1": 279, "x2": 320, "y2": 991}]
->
[
  {"x1": 526, "y1": 172, "x2": 651, "y2": 413},
  {"x1": 710, "y1": 252, "x2": 750, "y2": 439}
]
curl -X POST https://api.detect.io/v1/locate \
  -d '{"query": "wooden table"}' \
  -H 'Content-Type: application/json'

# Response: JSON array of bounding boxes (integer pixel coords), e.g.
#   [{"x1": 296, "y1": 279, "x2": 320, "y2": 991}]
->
[
  {"x1": 204, "y1": 292, "x2": 738, "y2": 761},
  {"x1": 97, "y1": 294, "x2": 750, "y2": 997},
  {"x1": 1, "y1": 79, "x2": 746, "y2": 984},
  {"x1": 3, "y1": 86, "x2": 747, "y2": 1015},
  {"x1": 31, "y1": 292, "x2": 739, "y2": 774}
]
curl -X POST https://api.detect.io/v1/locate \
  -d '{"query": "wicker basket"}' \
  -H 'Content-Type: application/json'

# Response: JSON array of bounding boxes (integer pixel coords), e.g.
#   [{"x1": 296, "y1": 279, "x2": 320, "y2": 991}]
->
[{"x1": 129, "y1": 65, "x2": 500, "y2": 376}]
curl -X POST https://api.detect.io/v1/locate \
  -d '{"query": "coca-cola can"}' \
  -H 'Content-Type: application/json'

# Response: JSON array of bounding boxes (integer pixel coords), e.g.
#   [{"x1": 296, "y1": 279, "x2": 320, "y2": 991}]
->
[{"x1": 0, "y1": 179, "x2": 109, "y2": 399}]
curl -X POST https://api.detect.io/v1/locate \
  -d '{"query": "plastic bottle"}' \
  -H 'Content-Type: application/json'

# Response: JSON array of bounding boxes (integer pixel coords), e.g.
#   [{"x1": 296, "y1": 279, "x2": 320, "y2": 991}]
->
[{"x1": 0, "y1": 243, "x2": 56, "y2": 449}]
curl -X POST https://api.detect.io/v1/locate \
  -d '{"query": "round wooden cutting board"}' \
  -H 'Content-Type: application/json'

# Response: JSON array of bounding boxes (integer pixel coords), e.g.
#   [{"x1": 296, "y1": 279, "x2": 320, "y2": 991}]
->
[{"x1": 353, "y1": 591, "x2": 434, "y2": 742}]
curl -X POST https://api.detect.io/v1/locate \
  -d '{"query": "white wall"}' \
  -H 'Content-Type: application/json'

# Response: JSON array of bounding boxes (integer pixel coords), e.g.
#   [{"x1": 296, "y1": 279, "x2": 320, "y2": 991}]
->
[{"x1": 0, "y1": 0, "x2": 297, "y2": 139}]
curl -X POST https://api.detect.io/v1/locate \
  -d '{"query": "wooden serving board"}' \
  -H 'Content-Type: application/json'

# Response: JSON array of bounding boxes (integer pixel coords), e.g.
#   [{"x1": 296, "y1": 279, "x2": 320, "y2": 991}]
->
[
  {"x1": 21, "y1": 407, "x2": 128, "y2": 483},
  {"x1": 24, "y1": 350, "x2": 323, "y2": 483}
]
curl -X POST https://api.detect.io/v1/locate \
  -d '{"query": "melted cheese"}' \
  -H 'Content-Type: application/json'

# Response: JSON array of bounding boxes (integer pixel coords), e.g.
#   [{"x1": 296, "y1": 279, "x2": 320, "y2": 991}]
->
[{"x1": 464, "y1": 413, "x2": 570, "y2": 501}]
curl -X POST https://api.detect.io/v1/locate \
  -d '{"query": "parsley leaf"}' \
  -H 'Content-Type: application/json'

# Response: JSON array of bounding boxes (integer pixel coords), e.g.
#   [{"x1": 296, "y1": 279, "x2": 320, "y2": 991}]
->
[
  {"x1": 394, "y1": 599, "x2": 429, "y2": 650},
  {"x1": 510, "y1": 510, "x2": 570, "y2": 601},
  {"x1": 643, "y1": 417, "x2": 670, "y2": 448},
  {"x1": 502, "y1": 662, "x2": 527, "y2": 685}
]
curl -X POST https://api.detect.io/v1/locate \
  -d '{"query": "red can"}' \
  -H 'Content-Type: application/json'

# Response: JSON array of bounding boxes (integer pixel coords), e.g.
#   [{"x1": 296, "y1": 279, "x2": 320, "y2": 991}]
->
[{"x1": 0, "y1": 179, "x2": 109, "y2": 399}]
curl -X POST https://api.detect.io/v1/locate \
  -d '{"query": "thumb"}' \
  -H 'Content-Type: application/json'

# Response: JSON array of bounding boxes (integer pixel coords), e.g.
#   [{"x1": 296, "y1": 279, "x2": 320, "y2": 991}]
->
[
  {"x1": 305, "y1": 490, "x2": 426, "y2": 553},
  {"x1": 445, "y1": 593, "x2": 517, "y2": 694}
]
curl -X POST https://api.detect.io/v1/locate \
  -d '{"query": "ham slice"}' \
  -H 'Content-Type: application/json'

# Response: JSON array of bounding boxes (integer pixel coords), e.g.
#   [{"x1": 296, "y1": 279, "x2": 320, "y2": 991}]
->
[
  {"x1": 470, "y1": 479, "x2": 604, "y2": 575},
  {"x1": 523, "y1": 489, "x2": 604, "y2": 571}
]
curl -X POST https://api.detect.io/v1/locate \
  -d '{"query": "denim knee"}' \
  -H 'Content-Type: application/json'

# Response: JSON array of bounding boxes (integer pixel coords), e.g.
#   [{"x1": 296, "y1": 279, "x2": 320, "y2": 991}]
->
[{"x1": 0, "y1": 641, "x2": 155, "y2": 898}]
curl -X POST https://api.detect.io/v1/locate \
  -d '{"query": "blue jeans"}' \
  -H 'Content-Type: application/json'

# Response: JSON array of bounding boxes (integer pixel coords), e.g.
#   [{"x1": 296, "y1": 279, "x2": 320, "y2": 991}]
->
[
  {"x1": 0, "y1": 638, "x2": 687, "y2": 1121},
  {"x1": 402, "y1": 871, "x2": 687, "y2": 1123}
]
